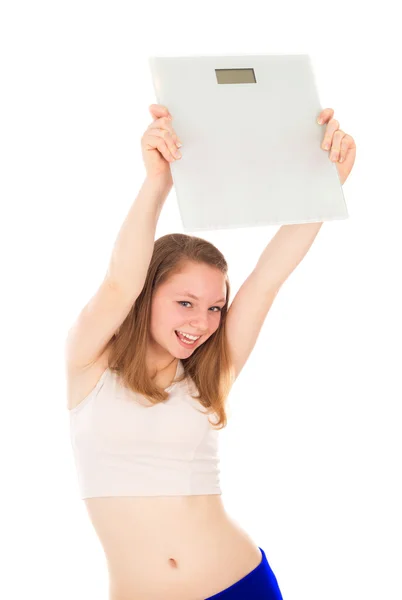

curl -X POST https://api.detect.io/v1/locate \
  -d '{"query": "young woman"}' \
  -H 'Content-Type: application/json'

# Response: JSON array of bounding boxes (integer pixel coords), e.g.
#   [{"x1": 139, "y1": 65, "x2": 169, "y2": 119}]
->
[{"x1": 66, "y1": 104, "x2": 356, "y2": 599}]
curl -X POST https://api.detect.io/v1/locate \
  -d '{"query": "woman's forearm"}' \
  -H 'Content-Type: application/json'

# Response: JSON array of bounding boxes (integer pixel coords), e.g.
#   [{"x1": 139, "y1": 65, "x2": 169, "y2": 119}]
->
[
  {"x1": 107, "y1": 176, "x2": 172, "y2": 296},
  {"x1": 253, "y1": 221, "x2": 324, "y2": 289}
]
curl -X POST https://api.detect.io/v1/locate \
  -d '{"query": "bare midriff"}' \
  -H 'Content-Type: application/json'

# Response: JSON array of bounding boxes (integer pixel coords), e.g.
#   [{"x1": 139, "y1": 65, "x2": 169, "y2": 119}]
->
[{"x1": 84, "y1": 494, "x2": 262, "y2": 600}]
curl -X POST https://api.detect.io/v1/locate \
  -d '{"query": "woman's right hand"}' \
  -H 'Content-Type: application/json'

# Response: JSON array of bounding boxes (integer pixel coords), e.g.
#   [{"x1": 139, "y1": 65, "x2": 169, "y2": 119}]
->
[{"x1": 141, "y1": 104, "x2": 183, "y2": 185}]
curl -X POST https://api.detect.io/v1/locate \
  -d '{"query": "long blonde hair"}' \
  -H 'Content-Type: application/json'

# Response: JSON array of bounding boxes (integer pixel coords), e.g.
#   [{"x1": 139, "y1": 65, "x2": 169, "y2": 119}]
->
[{"x1": 102, "y1": 233, "x2": 235, "y2": 430}]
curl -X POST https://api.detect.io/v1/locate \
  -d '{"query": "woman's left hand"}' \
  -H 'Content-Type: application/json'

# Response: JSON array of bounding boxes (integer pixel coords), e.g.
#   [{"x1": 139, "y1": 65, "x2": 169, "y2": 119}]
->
[{"x1": 317, "y1": 108, "x2": 356, "y2": 185}]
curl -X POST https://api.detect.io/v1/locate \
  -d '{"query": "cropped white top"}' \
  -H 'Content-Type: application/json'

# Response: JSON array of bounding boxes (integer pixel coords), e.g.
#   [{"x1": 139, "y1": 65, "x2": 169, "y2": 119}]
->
[{"x1": 68, "y1": 360, "x2": 222, "y2": 499}]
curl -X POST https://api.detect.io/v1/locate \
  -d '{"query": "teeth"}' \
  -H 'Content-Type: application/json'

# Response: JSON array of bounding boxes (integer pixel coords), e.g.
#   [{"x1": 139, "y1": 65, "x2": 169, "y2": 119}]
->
[{"x1": 177, "y1": 330, "x2": 200, "y2": 341}]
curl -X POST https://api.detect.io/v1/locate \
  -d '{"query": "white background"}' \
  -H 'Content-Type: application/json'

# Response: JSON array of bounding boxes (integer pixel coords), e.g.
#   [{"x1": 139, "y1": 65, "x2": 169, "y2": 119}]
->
[{"x1": 1, "y1": 1, "x2": 401, "y2": 599}]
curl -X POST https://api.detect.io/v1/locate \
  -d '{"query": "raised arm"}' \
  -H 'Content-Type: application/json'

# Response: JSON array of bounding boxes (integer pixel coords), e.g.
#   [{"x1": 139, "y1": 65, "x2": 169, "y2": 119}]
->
[{"x1": 65, "y1": 104, "x2": 181, "y2": 371}]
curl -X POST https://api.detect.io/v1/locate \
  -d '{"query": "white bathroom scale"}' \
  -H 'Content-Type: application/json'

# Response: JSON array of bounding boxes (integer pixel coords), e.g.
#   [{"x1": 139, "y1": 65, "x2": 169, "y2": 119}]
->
[{"x1": 148, "y1": 54, "x2": 348, "y2": 232}]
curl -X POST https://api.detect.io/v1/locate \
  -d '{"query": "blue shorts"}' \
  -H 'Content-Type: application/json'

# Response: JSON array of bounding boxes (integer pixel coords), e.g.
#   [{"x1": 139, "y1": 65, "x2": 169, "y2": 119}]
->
[{"x1": 204, "y1": 547, "x2": 283, "y2": 599}]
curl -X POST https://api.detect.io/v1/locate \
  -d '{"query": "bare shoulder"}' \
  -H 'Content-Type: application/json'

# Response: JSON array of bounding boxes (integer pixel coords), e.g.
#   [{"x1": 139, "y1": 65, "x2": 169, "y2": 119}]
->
[{"x1": 66, "y1": 348, "x2": 110, "y2": 411}]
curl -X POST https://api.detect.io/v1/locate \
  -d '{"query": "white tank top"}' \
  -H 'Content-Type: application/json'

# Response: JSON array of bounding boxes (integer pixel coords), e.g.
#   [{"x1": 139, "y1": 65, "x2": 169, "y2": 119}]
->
[{"x1": 68, "y1": 360, "x2": 222, "y2": 499}]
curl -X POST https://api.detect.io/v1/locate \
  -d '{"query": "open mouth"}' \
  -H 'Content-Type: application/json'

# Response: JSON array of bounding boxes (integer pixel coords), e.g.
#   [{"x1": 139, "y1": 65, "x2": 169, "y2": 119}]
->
[{"x1": 175, "y1": 330, "x2": 200, "y2": 346}]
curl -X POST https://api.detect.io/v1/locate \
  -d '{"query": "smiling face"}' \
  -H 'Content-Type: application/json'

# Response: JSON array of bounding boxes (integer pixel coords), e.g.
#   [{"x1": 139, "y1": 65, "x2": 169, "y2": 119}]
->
[{"x1": 147, "y1": 261, "x2": 227, "y2": 371}]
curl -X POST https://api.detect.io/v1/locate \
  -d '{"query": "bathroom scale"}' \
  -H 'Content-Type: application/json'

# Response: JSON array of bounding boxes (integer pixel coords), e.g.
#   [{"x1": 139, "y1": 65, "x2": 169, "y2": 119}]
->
[{"x1": 148, "y1": 54, "x2": 348, "y2": 232}]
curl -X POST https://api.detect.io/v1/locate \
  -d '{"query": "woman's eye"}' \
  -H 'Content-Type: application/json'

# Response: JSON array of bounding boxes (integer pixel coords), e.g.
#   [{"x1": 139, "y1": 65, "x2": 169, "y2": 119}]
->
[{"x1": 178, "y1": 301, "x2": 221, "y2": 312}]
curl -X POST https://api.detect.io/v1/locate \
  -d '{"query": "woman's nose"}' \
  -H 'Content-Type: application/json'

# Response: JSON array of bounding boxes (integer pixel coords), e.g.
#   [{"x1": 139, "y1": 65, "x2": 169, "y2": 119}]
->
[{"x1": 190, "y1": 316, "x2": 209, "y2": 331}]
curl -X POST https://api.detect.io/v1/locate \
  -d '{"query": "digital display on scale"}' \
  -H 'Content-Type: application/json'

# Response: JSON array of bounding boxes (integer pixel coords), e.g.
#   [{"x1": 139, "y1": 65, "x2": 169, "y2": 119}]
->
[{"x1": 215, "y1": 68, "x2": 256, "y2": 84}]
